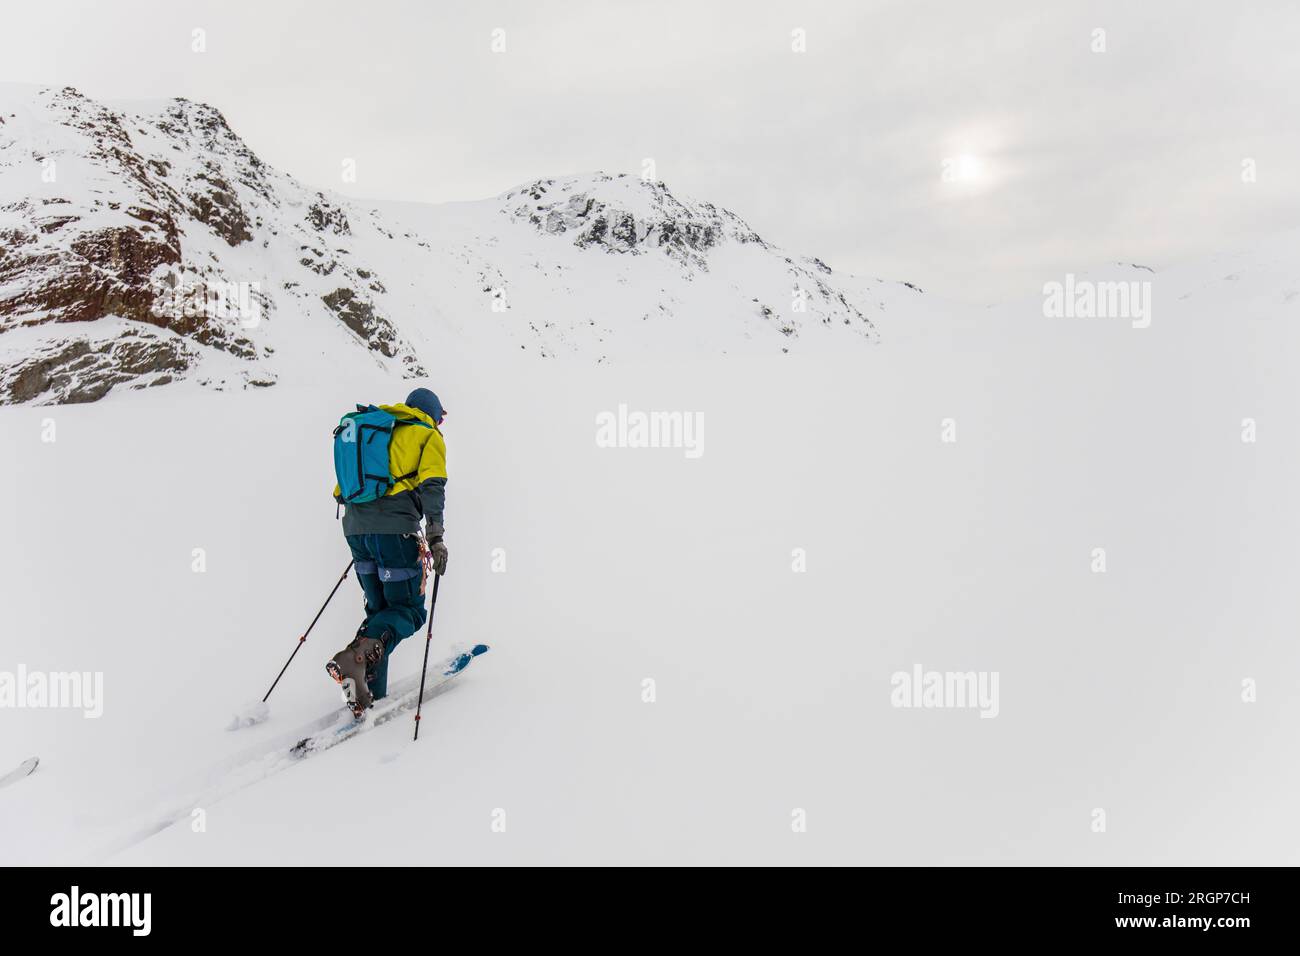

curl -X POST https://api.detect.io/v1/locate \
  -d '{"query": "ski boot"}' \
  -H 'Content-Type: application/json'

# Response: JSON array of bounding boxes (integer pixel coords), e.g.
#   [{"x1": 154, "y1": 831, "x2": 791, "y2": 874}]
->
[{"x1": 325, "y1": 635, "x2": 385, "y2": 718}]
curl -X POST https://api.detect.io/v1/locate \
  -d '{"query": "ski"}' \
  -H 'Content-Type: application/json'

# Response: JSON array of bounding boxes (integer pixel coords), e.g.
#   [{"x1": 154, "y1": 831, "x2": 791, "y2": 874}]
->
[
  {"x1": 0, "y1": 756, "x2": 39, "y2": 790},
  {"x1": 290, "y1": 643, "x2": 488, "y2": 758},
  {"x1": 110, "y1": 645, "x2": 490, "y2": 853}
]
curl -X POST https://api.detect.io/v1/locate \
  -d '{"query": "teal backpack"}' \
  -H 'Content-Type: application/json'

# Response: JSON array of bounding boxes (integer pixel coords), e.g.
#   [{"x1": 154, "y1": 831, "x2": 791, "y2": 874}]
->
[{"x1": 333, "y1": 405, "x2": 431, "y2": 503}]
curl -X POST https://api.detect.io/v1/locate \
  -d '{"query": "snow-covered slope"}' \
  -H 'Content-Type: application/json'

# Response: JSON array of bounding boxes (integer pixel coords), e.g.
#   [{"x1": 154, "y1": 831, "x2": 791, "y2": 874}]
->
[
  {"x1": 0, "y1": 85, "x2": 926, "y2": 404},
  {"x1": 2, "y1": 225, "x2": 1299, "y2": 865},
  {"x1": 369, "y1": 172, "x2": 923, "y2": 362}
]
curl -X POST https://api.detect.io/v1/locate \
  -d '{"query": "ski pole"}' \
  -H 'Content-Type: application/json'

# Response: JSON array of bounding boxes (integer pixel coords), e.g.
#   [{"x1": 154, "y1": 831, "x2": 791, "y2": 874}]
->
[
  {"x1": 262, "y1": 560, "x2": 354, "y2": 702},
  {"x1": 413, "y1": 572, "x2": 442, "y2": 741}
]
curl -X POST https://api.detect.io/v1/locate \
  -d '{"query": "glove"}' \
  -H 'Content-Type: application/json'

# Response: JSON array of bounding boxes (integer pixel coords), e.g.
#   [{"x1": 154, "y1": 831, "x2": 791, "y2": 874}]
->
[{"x1": 428, "y1": 538, "x2": 448, "y2": 576}]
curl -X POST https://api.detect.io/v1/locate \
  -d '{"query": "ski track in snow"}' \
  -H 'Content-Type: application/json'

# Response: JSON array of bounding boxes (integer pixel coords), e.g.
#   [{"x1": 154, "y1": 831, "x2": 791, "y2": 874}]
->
[
  {"x1": 0, "y1": 756, "x2": 39, "y2": 790},
  {"x1": 99, "y1": 647, "x2": 485, "y2": 861}
]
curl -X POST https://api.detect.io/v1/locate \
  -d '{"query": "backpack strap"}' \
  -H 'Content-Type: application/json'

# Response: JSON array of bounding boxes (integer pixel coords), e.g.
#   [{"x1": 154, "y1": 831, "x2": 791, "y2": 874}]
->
[{"x1": 389, "y1": 416, "x2": 432, "y2": 487}]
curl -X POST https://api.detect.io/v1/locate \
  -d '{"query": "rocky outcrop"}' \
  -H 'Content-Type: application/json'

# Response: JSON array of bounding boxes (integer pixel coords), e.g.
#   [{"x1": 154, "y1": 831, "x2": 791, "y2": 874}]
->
[
  {"x1": 0, "y1": 218, "x2": 181, "y2": 327},
  {"x1": 189, "y1": 172, "x2": 254, "y2": 245},
  {"x1": 0, "y1": 328, "x2": 193, "y2": 404},
  {"x1": 308, "y1": 197, "x2": 351, "y2": 236},
  {"x1": 322, "y1": 288, "x2": 424, "y2": 375},
  {"x1": 503, "y1": 174, "x2": 746, "y2": 269}
]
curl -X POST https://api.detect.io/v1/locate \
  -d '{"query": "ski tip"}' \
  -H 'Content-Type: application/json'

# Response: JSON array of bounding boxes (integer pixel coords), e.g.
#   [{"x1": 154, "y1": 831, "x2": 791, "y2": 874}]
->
[
  {"x1": 442, "y1": 644, "x2": 490, "y2": 678},
  {"x1": 0, "y1": 757, "x2": 40, "y2": 791}
]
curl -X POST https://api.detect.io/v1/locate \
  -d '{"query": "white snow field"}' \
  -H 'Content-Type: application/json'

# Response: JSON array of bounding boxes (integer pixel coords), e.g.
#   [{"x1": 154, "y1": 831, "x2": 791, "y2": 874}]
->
[{"x1": 3, "y1": 227, "x2": 1300, "y2": 866}]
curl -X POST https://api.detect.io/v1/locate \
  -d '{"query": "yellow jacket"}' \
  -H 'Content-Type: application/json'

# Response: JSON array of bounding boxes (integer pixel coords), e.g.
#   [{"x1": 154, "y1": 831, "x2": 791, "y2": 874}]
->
[
  {"x1": 333, "y1": 403, "x2": 447, "y2": 536},
  {"x1": 381, "y1": 402, "x2": 446, "y2": 492}
]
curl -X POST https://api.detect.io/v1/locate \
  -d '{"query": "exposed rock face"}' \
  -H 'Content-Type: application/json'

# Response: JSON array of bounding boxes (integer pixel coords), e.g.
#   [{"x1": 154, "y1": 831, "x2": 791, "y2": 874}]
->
[
  {"x1": 1, "y1": 218, "x2": 181, "y2": 327},
  {"x1": 308, "y1": 198, "x2": 351, "y2": 236},
  {"x1": 189, "y1": 175, "x2": 254, "y2": 246},
  {"x1": 150, "y1": 96, "x2": 270, "y2": 246},
  {"x1": 322, "y1": 287, "x2": 424, "y2": 373},
  {"x1": 0, "y1": 327, "x2": 193, "y2": 404},
  {"x1": 1, "y1": 90, "x2": 187, "y2": 337}
]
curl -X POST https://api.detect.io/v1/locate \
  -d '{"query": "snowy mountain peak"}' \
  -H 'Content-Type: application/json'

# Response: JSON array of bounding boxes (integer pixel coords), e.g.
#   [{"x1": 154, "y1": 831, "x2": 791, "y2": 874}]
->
[{"x1": 500, "y1": 172, "x2": 765, "y2": 268}]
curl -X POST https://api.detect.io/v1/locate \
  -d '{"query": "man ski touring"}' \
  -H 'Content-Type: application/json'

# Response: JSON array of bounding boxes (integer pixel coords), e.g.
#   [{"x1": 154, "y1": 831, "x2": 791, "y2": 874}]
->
[{"x1": 326, "y1": 387, "x2": 449, "y2": 716}]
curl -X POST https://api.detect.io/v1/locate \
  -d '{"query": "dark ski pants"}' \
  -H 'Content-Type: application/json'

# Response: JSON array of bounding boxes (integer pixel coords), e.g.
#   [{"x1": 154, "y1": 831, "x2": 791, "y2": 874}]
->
[{"x1": 345, "y1": 533, "x2": 427, "y2": 700}]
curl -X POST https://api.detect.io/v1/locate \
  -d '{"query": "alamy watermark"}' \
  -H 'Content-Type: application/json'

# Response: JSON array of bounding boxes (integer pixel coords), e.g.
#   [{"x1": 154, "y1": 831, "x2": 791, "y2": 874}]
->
[
  {"x1": 890, "y1": 664, "x2": 999, "y2": 718},
  {"x1": 595, "y1": 404, "x2": 704, "y2": 459},
  {"x1": 151, "y1": 276, "x2": 262, "y2": 328},
  {"x1": 50, "y1": 886, "x2": 150, "y2": 936},
  {"x1": 1043, "y1": 273, "x2": 1151, "y2": 328},
  {"x1": 0, "y1": 665, "x2": 103, "y2": 718}
]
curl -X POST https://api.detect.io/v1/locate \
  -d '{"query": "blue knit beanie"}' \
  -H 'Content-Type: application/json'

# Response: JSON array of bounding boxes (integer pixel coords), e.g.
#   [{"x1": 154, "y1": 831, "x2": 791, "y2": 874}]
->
[{"x1": 406, "y1": 387, "x2": 445, "y2": 424}]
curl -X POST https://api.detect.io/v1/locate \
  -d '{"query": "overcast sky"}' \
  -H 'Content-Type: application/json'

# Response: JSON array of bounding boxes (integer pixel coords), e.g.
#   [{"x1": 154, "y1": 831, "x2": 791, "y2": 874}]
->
[{"x1": 4, "y1": 0, "x2": 1299, "y2": 303}]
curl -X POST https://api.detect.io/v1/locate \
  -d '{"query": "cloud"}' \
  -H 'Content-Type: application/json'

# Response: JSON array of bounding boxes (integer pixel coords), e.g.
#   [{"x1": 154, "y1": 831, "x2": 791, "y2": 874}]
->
[{"x1": 3, "y1": 0, "x2": 1298, "y2": 303}]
